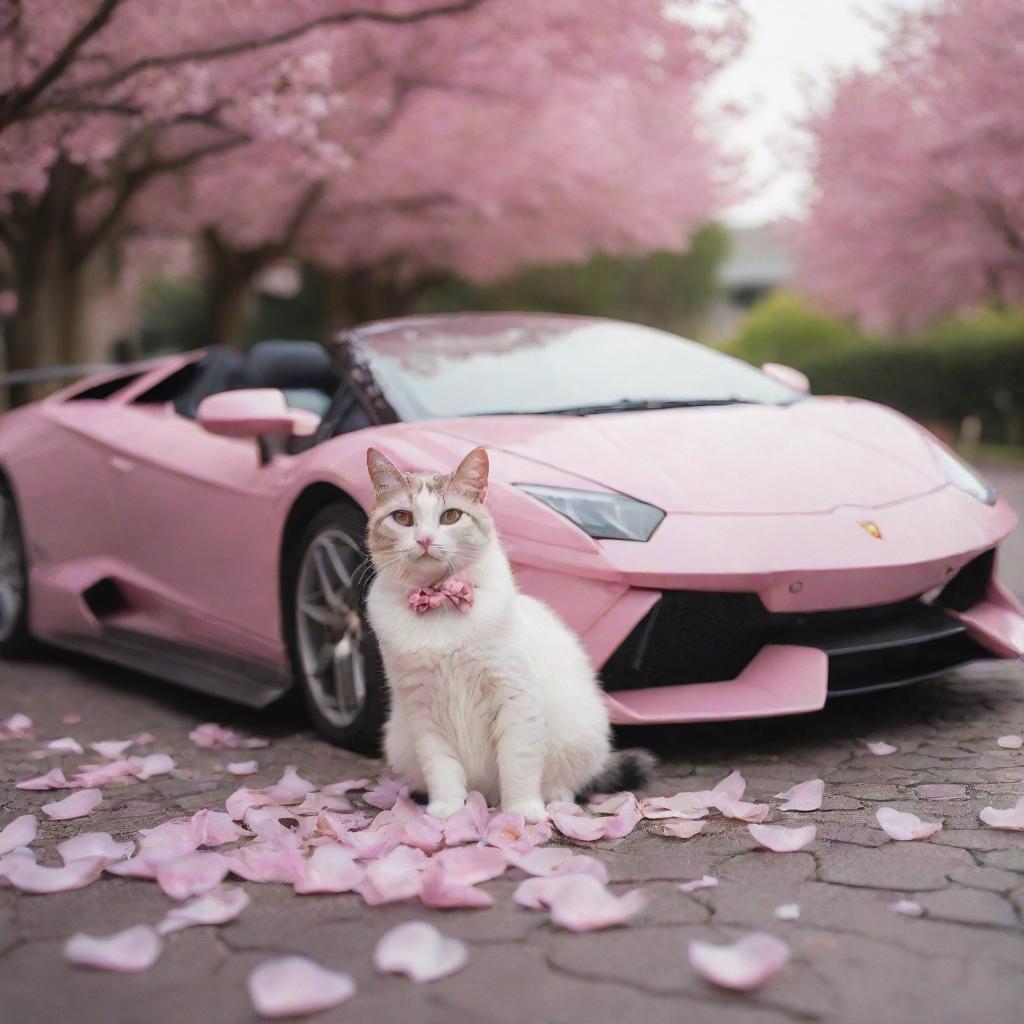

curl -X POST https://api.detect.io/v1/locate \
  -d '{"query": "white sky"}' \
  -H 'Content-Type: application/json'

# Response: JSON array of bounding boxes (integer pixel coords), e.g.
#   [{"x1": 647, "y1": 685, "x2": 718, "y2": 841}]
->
[{"x1": 706, "y1": 0, "x2": 927, "y2": 227}]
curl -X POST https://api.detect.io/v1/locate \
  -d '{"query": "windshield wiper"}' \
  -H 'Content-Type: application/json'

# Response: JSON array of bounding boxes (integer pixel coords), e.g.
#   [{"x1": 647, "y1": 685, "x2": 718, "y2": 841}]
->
[{"x1": 539, "y1": 397, "x2": 756, "y2": 416}]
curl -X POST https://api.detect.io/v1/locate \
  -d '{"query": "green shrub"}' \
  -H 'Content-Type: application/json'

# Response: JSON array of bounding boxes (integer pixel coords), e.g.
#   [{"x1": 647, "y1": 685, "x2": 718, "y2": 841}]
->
[{"x1": 728, "y1": 294, "x2": 1024, "y2": 443}]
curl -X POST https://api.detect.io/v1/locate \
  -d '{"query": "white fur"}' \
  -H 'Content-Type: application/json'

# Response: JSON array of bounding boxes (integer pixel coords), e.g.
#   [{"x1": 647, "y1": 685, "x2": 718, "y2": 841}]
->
[{"x1": 366, "y1": 507, "x2": 611, "y2": 822}]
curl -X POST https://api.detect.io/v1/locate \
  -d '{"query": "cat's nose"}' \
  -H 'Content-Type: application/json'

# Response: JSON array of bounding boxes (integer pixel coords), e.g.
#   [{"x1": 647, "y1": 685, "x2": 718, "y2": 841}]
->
[{"x1": 416, "y1": 535, "x2": 434, "y2": 551}]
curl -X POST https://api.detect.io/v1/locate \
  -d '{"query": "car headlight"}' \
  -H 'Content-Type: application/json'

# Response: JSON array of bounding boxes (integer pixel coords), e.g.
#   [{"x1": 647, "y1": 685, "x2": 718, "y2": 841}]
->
[
  {"x1": 933, "y1": 445, "x2": 997, "y2": 505},
  {"x1": 513, "y1": 484, "x2": 665, "y2": 541}
]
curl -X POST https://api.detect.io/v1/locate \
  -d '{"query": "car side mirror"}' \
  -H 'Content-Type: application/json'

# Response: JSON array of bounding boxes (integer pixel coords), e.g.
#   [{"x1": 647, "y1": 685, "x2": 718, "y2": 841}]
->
[
  {"x1": 761, "y1": 362, "x2": 811, "y2": 395},
  {"x1": 197, "y1": 389, "x2": 319, "y2": 459}
]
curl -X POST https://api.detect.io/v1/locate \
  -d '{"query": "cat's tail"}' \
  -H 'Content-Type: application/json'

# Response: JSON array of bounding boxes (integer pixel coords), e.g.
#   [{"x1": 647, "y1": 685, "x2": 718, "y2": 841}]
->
[{"x1": 578, "y1": 748, "x2": 657, "y2": 798}]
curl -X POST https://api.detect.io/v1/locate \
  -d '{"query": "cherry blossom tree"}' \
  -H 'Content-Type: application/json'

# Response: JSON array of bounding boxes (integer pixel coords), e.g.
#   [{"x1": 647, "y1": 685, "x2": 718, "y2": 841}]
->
[
  {"x1": 0, "y1": 0, "x2": 483, "y2": 394},
  {"x1": 137, "y1": 0, "x2": 746, "y2": 344},
  {"x1": 797, "y1": 0, "x2": 1024, "y2": 333}
]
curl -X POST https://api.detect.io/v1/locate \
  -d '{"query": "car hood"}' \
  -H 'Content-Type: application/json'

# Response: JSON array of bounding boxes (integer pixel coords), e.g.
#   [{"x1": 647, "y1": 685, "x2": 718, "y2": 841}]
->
[{"x1": 438, "y1": 398, "x2": 948, "y2": 515}]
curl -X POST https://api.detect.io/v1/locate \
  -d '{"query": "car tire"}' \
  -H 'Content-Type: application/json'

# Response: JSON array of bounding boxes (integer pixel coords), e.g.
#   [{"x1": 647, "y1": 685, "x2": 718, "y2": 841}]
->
[
  {"x1": 0, "y1": 478, "x2": 32, "y2": 657},
  {"x1": 284, "y1": 500, "x2": 387, "y2": 754}
]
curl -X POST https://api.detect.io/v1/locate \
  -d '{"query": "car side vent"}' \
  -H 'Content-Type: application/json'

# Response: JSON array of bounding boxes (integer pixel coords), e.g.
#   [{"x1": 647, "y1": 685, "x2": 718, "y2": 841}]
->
[
  {"x1": 66, "y1": 372, "x2": 143, "y2": 401},
  {"x1": 82, "y1": 579, "x2": 129, "y2": 620},
  {"x1": 939, "y1": 549, "x2": 995, "y2": 612}
]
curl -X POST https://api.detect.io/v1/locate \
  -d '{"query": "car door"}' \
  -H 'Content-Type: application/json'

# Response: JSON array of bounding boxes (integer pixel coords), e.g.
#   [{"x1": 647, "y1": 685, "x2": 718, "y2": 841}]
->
[{"x1": 98, "y1": 403, "x2": 293, "y2": 667}]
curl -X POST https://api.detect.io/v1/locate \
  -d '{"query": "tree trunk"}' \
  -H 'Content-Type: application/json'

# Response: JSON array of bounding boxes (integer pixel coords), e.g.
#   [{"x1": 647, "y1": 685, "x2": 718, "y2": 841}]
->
[{"x1": 322, "y1": 267, "x2": 438, "y2": 333}]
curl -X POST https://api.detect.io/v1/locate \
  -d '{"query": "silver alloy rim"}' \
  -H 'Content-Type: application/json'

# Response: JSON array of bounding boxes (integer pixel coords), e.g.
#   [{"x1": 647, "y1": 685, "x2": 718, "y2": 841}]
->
[
  {"x1": 295, "y1": 526, "x2": 367, "y2": 728},
  {"x1": 0, "y1": 492, "x2": 24, "y2": 643}
]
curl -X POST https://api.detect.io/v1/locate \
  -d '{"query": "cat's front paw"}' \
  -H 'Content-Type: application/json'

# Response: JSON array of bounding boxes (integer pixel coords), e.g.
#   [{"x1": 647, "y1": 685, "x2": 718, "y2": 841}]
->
[
  {"x1": 427, "y1": 797, "x2": 466, "y2": 820},
  {"x1": 504, "y1": 798, "x2": 547, "y2": 824}
]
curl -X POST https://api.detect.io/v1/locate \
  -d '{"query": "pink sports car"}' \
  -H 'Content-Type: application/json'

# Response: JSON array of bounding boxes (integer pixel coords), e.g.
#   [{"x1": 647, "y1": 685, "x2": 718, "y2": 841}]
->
[{"x1": 1, "y1": 314, "x2": 1022, "y2": 752}]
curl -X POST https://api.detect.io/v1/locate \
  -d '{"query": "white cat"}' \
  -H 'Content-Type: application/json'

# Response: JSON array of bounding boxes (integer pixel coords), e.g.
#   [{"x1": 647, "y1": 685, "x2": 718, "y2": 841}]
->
[{"x1": 364, "y1": 445, "x2": 652, "y2": 822}]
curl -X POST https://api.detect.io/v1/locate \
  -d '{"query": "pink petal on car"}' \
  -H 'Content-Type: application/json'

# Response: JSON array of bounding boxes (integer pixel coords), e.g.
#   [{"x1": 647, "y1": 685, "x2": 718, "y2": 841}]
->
[
  {"x1": 434, "y1": 845, "x2": 508, "y2": 886},
  {"x1": 57, "y1": 832, "x2": 134, "y2": 864},
  {"x1": 363, "y1": 777, "x2": 405, "y2": 810},
  {"x1": 261, "y1": 766, "x2": 316, "y2": 804},
  {"x1": 0, "y1": 814, "x2": 37, "y2": 855},
  {"x1": 865, "y1": 740, "x2": 897, "y2": 755},
  {"x1": 294, "y1": 845, "x2": 364, "y2": 894},
  {"x1": 158, "y1": 887, "x2": 250, "y2": 935},
  {"x1": 419, "y1": 863, "x2": 494, "y2": 909},
  {"x1": 42, "y1": 788, "x2": 102, "y2": 820},
  {"x1": 547, "y1": 875, "x2": 649, "y2": 932},
  {"x1": 774, "y1": 779, "x2": 824, "y2": 812},
  {"x1": 442, "y1": 791, "x2": 490, "y2": 845},
  {"x1": 748, "y1": 823, "x2": 816, "y2": 852},
  {"x1": 678, "y1": 875, "x2": 718, "y2": 893},
  {"x1": 227, "y1": 760, "x2": 260, "y2": 776},
  {"x1": 654, "y1": 819, "x2": 706, "y2": 840},
  {"x1": 375, "y1": 921, "x2": 468, "y2": 983},
  {"x1": 0, "y1": 712, "x2": 33, "y2": 740},
  {"x1": 979, "y1": 796, "x2": 1024, "y2": 831},
  {"x1": 156, "y1": 852, "x2": 229, "y2": 900},
  {"x1": 715, "y1": 796, "x2": 771, "y2": 823},
  {"x1": 689, "y1": 933, "x2": 790, "y2": 991},
  {"x1": 129, "y1": 753, "x2": 176, "y2": 780},
  {"x1": 6, "y1": 855, "x2": 105, "y2": 893},
  {"x1": 997, "y1": 735, "x2": 1023, "y2": 749},
  {"x1": 45, "y1": 736, "x2": 84, "y2": 755},
  {"x1": 16, "y1": 767, "x2": 69, "y2": 790},
  {"x1": 876, "y1": 807, "x2": 942, "y2": 841},
  {"x1": 891, "y1": 899, "x2": 923, "y2": 916},
  {"x1": 90, "y1": 739, "x2": 136, "y2": 760},
  {"x1": 65, "y1": 925, "x2": 162, "y2": 972},
  {"x1": 248, "y1": 956, "x2": 355, "y2": 1018}
]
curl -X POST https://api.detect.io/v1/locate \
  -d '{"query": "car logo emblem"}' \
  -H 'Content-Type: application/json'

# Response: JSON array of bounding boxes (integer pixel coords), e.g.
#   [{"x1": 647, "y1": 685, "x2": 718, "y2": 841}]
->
[{"x1": 858, "y1": 520, "x2": 882, "y2": 539}]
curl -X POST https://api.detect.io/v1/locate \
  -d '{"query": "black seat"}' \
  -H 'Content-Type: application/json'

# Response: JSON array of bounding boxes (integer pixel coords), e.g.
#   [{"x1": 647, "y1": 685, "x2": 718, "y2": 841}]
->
[{"x1": 242, "y1": 341, "x2": 340, "y2": 417}]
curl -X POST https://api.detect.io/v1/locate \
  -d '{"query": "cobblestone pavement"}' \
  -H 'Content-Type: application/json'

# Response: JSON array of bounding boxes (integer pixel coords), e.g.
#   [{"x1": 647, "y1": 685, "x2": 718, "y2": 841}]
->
[{"x1": 1, "y1": 462, "x2": 1023, "y2": 1024}]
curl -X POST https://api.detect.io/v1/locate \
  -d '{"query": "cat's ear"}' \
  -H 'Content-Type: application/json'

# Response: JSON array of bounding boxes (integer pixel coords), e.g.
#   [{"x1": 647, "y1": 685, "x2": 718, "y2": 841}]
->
[
  {"x1": 366, "y1": 448, "x2": 406, "y2": 499},
  {"x1": 452, "y1": 447, "x2": 489, "y2": 503}
]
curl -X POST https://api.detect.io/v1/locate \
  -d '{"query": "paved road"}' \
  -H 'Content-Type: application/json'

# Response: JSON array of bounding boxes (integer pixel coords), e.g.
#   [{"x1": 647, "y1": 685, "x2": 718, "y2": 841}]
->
[{"x1": 2, "y1": 461, "x2": 1023, "y2": 1024}]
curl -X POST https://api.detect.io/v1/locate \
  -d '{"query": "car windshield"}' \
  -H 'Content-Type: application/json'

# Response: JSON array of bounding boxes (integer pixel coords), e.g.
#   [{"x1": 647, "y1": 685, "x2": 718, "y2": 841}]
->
[{"x1": 353, "y1": 317, "x2": 800, "y2": 421}]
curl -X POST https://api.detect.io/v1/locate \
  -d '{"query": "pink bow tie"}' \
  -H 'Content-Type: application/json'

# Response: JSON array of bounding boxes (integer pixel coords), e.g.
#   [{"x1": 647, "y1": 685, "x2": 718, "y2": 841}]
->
[{"x1": 408, "y1": 579, "x2": 475, "y2": 614}]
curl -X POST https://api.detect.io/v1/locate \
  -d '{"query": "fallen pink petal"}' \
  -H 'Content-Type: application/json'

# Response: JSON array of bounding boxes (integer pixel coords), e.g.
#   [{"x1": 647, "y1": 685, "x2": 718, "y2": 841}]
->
[
  {"x1": 891, "y1": 900, "x2": 924, "y2": 916},
  {"x1": 640, "y1": 793, "x2": 711, "y2": 820},
  {"x1": 65, "y1": 925, "x2": 162, "y2": 972},
  {"x1": 0, "y1": 713, "x2": 33, "y2": 740},
  {"x1": 434, "y1": 845, "x2": 508, "y2": 886},
  {"x1": 774, "y1": 779, "x2": 824, "y2": 811},
  {"x1": 57, "y1": 832, "x2": 134, "y2": 865},
  {"x1": 774, "y1": 903, "x2": 800, "y2": 921},
  {"x1": 363, "y1": 777, "x2": 406, "y2": 810},
  {"x1": 16, "y1": 767, "x2": 70, "y2": 790},
  {"x1": 876, "y1": 807, "x2": 942, "y2": 841},
  {"x1": 248, "y1": 956, "x2": 355, "y2": 1018},
  {"x1": 4, "y1": 856, "x2": 105, "y2": 893},
  {"x1": 979, "y1": 796, "x2": 1024, "y2": 831},
  {"x1": 155, "y1": 851, "x2": 229, "y2": 899},
  {"x1": 866, "y1": 740, "x2": 898, "y2": 755},
  {"x1": 655, "y1": 819, "x2": 707, "y2": 839},
  {"x1": 442, "y1": 791, "x2": 490, "y2": 845},
  {"x1": 374, "y1": 921, "x2": 468, "y2": 982},
  {"x1": 128, "y1": 753, "x2": 176, "y2": 780},
  {"x1": 41, "y1": 788, "x2": 102, "y2": 820},
  {"x1": 190, "y1": 723, "x2": 270, "y2": 750},
  {"x1": 90, "y1": 739, "x2": 136, "y2": 759},
  {"x1": 227, "y1": 760, "x2": 260, "y2": 776},
  {"x1": 714, "y1": 796, "x2": 771, "y2": 823},
  {"x1": 419, "y1": 863, "x2": 494, "y2": 908},
  {"x1": 158, "y1": 887, "x2": 251, "y2": 934},
  {"x1": 713, "y1": 770, "x2": 747, "y2": 801},
  {"x1": 45, "y1": 736, "x2": 84, "y2": 755},
  {"x1": 997, "y1": 735, "x2": 1023, "y2": 749},
  {"x1": 261, "y1": 766, "x2": 316, "y2": 804},
  {"x1": 689, "y1": 933, "x2": 790, "y2": 991},
  {"x1": 547, "y1": 875, "x2": 649, "y2": 932},
  {"x1": 678, "y1": 875, "x2": 718, "y2": 893},
  {"x1": 748, "y1": 823, "x2": 817, "y2": 852},
  {"x1": 293, "y1": 845, "x2": 365, "y2": 894},
  {"x1": 0, "y1": 814, "x2": 37, "y2": 856}
]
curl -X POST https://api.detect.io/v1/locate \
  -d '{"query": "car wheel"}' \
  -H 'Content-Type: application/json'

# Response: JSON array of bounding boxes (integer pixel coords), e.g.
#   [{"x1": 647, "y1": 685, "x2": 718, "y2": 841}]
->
[
  {"x1": 0, "y1": 479, "x2": 31, "y2": 656},
  {"x1": 285, "y1": 501, "x2": 387, "y2": 754}
]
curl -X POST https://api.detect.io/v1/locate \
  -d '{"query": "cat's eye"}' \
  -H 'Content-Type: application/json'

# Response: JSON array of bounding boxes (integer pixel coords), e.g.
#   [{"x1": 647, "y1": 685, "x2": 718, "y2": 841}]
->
[
  {"x1": 439, "y1": 508, "x2": 463, "y2": 525},
  {"x1": 391, "y1": 510, "x2": 413, "y2": 527}
]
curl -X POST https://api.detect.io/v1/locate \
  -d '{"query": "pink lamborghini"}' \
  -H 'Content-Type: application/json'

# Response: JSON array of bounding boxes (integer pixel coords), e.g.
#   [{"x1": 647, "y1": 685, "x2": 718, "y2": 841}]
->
[{"x1": 1, "y1": 314, "x2": 1022, "y2": 752}]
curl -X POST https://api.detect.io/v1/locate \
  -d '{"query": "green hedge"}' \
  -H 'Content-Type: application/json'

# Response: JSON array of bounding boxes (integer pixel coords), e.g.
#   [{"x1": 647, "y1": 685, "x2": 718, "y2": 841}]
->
[{"x1": 727, "y1": 294, "x2": 1024, "y2": 443}]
